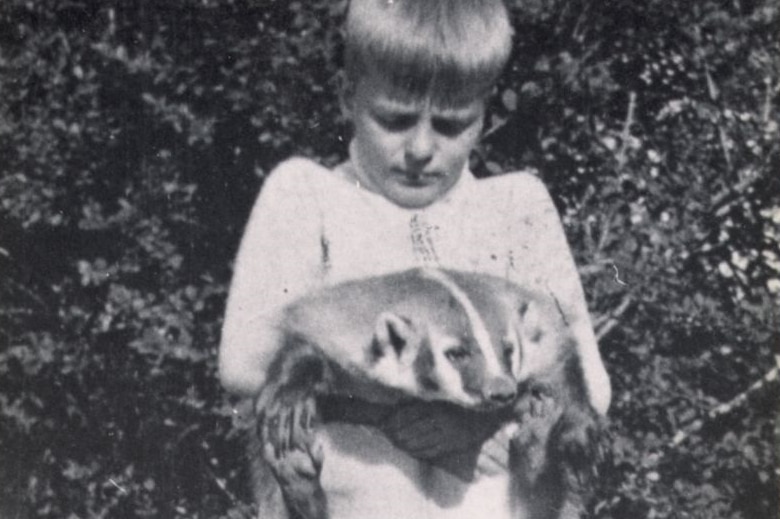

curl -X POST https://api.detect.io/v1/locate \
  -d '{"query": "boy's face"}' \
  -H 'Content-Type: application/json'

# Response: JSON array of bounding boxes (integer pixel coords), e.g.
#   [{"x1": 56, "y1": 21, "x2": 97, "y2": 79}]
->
[{"x1": 343, "y1": 71, "x2": 486, "y2": 208}]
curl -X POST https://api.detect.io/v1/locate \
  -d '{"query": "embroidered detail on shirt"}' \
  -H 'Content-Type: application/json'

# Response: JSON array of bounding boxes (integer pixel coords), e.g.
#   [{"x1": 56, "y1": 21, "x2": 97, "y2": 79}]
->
[
  {"x1": 320, "y1": 233, "x2": 331, "y2": 274},
  {"x1": 410, "y1": 213, "x2": 439, "y2": 265},
  {"x1": 505, "y1": 248, "x2": 515, "y2": 279},
  {"x1": 549, "y1": 290, "x2": 570, "y2": 326}
]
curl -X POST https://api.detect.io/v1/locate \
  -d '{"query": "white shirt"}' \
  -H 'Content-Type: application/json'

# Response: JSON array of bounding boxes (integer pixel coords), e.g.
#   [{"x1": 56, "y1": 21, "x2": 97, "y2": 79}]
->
[{"x1": 220, "y1": 156, "x2": 610, "y2": 414}]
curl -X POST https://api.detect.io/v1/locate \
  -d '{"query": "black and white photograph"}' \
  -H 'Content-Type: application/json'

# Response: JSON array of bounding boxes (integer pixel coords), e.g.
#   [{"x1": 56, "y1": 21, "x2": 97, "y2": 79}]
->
[{"x1": 1, "y1": 1, "x2": 778, "y2": 518}]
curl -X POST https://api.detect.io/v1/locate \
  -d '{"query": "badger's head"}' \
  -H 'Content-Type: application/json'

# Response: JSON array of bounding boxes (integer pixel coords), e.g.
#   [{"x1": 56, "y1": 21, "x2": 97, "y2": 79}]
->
[{"x1": 365, "y1": 269, "x2": 519, "y2": 410}]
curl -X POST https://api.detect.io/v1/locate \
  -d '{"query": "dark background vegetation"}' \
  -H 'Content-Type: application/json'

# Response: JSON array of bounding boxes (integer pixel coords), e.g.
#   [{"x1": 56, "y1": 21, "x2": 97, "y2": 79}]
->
[{"x1": 1, "y1": 0, "x2": 778, "y2": 517}]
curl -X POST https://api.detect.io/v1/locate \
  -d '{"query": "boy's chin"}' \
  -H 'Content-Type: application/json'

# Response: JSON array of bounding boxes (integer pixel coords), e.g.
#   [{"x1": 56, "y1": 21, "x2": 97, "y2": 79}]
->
[
  {"x1": 381, "y1": 178, "x2": 459, "y2": 209},
  {"x1": 383, "y1": 184, "x2": 446, "y2": 209}
]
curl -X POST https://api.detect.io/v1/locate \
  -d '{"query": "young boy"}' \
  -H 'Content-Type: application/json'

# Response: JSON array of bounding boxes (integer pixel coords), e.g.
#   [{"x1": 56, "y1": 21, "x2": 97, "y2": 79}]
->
[{"x1": 220, "y1": 0, "x2": 610, "y2": 514}]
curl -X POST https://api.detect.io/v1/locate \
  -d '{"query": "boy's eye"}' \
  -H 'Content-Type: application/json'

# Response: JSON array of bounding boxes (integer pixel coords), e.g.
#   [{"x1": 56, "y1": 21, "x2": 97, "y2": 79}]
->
[
  {"x1": 432, "y1": 118, "x2": 471, "y2": 137},
  {"x1": 375, "y1": 114, "x2": 417, "y2": 132},
  {"x1": 372, "y1": 111, "x2": 476, "y2": 136}
]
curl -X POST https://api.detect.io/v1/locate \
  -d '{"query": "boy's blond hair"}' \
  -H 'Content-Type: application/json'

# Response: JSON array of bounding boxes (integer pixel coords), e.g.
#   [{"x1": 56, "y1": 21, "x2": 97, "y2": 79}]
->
[{"x1": 344, "y1": 0, "x2": 513, "y2": 107}]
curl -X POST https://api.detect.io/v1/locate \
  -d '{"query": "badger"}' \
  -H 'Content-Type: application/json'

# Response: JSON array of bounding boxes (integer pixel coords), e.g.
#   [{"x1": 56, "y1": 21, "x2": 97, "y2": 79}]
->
[{"x1": 250, "y1": 268, "x2": 603, "y2": 519}]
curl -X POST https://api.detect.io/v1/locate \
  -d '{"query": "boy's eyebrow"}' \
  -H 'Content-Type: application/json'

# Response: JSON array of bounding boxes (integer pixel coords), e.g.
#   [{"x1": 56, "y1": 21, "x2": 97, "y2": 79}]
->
[{"x1": 372, "y1": 97, "x2": 483, "y2": 121}]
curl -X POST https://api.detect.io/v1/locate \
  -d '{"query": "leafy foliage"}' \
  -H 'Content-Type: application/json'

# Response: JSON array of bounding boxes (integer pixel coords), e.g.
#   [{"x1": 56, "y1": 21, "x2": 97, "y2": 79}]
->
[{"x1": 0, "y1": 0, "x2": 778, "y2": 517}]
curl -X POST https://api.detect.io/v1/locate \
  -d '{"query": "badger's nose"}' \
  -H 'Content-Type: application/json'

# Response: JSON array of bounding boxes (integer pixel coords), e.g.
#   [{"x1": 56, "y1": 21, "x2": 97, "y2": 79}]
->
[{"x1": 486, "y1": 377, "x2": 517, "y2": 405}]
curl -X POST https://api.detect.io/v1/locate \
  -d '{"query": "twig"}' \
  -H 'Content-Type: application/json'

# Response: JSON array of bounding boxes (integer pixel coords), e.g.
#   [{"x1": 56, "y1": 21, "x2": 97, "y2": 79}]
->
[
  {"x1": 204, "y1": 455, "x2": 256, "y2": 518},
  {"x1": 481, "y1": 115, "x2": 508, "y2": 141},
  {"x1": 761, "y1": 76, "x2": 773, "y2": 124},
  {"x1": 175, "y1": 423, "x2": 200, "y2": 444},
  {"x1": 205, "y1": 464, "x2": 241, "y2": 504},
  {"x1": 694, "y1": 20, "x2": 733, "y2": 171},
  {"x1": 2, "y1": 277, "x2": 51, "y2": 313},
  {"x1": 596, "y1": 208, "x2": 617, "y2": 256},
  {"x1": 711, "y1": 173, "x2": 762, "y2": 217},
  {"x1": 594, "y1": 295, "x2": 633, "y2": 340},
  {"x1": 670, "y1": 356, "x2": 780, "y2": 447},
  {"x1": 615, "y1": 91, "x2": 636, "y2": 169}
]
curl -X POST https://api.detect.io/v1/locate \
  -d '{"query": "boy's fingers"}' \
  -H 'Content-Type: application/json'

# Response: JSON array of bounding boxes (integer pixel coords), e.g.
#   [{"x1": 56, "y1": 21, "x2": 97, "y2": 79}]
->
[
  {"x1": 497, "y1": 422, "x2": 519, "y2": 442},
  {"x1": 477, "y1": 457, "x2": 505, "y2": 477},
  {"x1": 484, "y1": 439, "x2": 510, "y2": 464},
  {"x1": 476, "y1": 423, "x2": 517, "y2": 478},
  {"x1": 476, "y1": 443, "x2": 509, "y2": 476}
]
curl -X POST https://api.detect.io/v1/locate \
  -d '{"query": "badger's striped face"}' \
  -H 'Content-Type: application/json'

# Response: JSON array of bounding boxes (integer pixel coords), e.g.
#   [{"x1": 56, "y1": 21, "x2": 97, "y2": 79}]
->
[{"x1": 414, "y1": 269, "x2": 518, "y2": 410}]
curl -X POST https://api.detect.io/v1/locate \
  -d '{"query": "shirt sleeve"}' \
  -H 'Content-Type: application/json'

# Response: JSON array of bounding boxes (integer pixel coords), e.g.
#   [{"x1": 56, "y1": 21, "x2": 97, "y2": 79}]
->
[
  {"x1": 505, "y1": 173, "x2": 612, "y2": 415},
  {"x1": 219, "y1": 159, "x2": 325, "y2": 396}
]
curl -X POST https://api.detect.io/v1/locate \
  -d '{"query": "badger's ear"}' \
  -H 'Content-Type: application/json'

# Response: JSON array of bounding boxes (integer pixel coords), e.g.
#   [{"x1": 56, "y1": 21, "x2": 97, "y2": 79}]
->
[
  {"x1": 520, "y1": 300, "x2": 545, "y2": 343},
  {"x1": 372, "y1": 312, "x2": 419, "y2": 363}
]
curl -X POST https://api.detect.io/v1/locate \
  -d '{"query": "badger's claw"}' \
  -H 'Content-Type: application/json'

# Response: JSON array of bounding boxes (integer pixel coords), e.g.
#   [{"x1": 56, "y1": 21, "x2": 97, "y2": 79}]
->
[
  {"x1": 257, "y1": 389, "x2": 326, "y2": 519},
  {"x1": 509, "y1": 385, "x2": 562, "y2": 482},
  {"x1": 259, "y1": 390, "x2": 318, "y2": 458}
]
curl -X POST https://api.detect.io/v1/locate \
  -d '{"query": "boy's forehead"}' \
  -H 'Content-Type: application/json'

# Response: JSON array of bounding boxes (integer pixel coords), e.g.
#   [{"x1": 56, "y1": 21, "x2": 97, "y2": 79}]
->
[{"x1": 357, "y1": 71, "x2": 485, "y2": 115}]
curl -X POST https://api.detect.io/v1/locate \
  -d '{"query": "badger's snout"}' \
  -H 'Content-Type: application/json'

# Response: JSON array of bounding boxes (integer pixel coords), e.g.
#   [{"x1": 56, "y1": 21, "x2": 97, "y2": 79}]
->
[{"x1": 484, "y1": 376, "x2": 517, "y2": 406}]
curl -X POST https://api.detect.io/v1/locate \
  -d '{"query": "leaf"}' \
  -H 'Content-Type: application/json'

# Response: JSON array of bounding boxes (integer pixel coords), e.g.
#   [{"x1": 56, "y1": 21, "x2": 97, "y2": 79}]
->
[{"x1": 501, "y1": 88, "x2": 518, "y2": 112}]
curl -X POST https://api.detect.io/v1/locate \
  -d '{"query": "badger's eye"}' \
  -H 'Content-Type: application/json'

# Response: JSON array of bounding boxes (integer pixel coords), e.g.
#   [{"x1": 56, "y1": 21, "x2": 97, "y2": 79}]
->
[
  {"x1": 501, "y1": 337, "x2": 516, "y2": 360},
  {"x1": 503, "y1": 345, "x2": 514, "y2": 362},
  {"x1": 445, "y1": 347, "x2": 471, "y2": 363}
]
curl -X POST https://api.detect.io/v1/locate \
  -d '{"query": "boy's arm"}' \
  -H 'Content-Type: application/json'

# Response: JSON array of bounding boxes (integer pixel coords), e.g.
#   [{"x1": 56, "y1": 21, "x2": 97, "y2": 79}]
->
[
  {"x1": 507, "y1": 174, "x2": 612, "y2": 415},
  {"x1": 219, "y1": 160, "x2": 324, "y2": 397}
]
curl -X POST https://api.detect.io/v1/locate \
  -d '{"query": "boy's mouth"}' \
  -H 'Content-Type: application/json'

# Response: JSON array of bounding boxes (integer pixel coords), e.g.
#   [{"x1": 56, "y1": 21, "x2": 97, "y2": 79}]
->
[{"x1": 395, "y1": 169, "x2": 443, "y2": 187}]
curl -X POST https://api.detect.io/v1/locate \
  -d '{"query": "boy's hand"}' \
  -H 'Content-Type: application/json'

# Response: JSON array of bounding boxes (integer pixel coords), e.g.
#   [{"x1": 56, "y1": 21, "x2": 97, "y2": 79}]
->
[
  {"x1": 381, "y1": 401, "x2": 501, "y2": 460},
  {"x1": 475, "y1": 422, "x2": 518, "y2": 477}
]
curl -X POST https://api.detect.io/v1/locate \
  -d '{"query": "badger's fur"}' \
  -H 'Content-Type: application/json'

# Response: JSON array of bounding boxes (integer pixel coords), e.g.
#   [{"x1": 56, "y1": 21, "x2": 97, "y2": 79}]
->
[{"x1": 250, "y1": 268, "x2": 604, "y2": 519}]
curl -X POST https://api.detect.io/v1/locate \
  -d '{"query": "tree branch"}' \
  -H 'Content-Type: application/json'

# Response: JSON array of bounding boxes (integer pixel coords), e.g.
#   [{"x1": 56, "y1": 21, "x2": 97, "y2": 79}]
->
[
  {"x1": 670, "y1": 356, "x2": 780, "y2": 447},
  {"x1": 594, "y1": 294, "x2": 633, "y2": 340},
  {"x1": 615, "y1": 91, "x2": 637, "y2": 169}
]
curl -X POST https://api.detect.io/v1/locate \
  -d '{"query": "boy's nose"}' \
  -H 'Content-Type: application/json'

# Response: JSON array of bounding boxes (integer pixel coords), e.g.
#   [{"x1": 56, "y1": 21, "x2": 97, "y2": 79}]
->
[{"x1": 405, "y1": 123, "x2": 435, "y2": 165}]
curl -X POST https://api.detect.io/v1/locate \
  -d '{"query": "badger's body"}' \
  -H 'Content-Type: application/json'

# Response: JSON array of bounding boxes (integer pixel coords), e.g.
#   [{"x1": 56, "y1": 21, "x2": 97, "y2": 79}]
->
[{"x1": 251, "y1": 268, "x2": 602, "y2": 519}]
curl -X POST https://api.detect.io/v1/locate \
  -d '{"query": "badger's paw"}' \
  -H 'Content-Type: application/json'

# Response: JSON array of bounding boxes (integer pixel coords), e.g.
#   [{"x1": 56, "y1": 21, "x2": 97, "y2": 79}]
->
[
  {"x1": 258, "y1": 387, "x2": 319, "y2": 458},
  {"x1": 550, "y1": 407, "x2": 603, "y2": 492},
  {"x1": 510, "y1": 385, "x2": 562, "y2": 484},
  {"x1": 257, "y1": 391, "x2": 326, "y2": 519}
]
